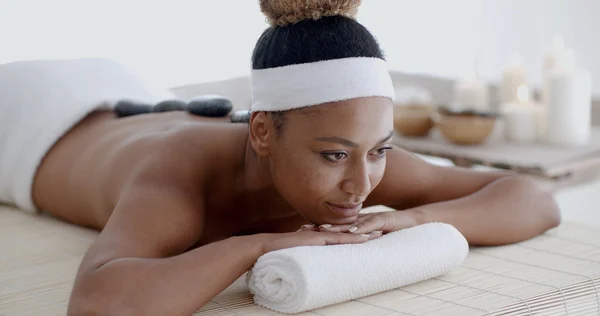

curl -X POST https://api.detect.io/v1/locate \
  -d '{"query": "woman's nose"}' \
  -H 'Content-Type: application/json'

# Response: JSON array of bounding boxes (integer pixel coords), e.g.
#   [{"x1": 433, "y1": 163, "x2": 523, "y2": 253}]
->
[{"x1": 341, "y1": 161, "x2": 371, "y2": 198}]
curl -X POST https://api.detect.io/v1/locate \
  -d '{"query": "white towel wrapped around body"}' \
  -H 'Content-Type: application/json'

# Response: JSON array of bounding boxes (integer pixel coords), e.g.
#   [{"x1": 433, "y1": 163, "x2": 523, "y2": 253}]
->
[
  {"x1": 0, "y1": 58, "x2": 173, "y2": 211},
  {"x1": 246, "y1": 222, "x2": 469, "y2": 314}
]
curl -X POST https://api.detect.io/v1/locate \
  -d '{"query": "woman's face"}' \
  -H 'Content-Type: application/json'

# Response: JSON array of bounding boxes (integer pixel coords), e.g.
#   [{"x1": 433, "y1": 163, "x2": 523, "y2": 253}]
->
[{"x1": 266, "y1": 97, "x2": 394, "y2": 225}]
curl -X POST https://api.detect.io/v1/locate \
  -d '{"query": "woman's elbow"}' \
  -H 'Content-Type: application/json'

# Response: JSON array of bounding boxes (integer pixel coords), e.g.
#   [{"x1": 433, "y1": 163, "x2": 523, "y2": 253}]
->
[
  {"x1": 67, "y1": 274, "x2": 137, "y2": 316},
  {"x1": 67, "y1": 288, "x2": 138, "y2": 316},
  {"x1": 67, "y1": 289, "x2": 104, "y2": 316},
  {"x1": 523, "y1": 177, "x2": 562, "y2": 231},
  {"x1": 542, "y1": 194, "x2": 562, "y2": 230}
]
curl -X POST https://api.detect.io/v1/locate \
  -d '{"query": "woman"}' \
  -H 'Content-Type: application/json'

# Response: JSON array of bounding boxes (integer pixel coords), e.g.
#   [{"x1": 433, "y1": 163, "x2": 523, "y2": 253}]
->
[{"x1": 0, "y1": 1, "x2": 559, "y2": 315}]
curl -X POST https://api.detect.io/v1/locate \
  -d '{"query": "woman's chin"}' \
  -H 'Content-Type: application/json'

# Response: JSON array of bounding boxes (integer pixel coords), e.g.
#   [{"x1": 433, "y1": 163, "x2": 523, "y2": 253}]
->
[
  {"x1": 302, "y1": 208, "x2": 359, "y2": 226},
  {"x1": 324, "y1": 215, "x2": 358, "y2": 225}
]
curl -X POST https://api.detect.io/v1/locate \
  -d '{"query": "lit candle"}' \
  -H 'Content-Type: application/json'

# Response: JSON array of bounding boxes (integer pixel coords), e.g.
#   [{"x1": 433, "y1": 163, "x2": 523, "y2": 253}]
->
[
  {"x1": 499, "y1": 53, "x2": 527, "y2": 104},
  {"x1": 504, "y1": 85, "x2": 540, "y2": 143}
]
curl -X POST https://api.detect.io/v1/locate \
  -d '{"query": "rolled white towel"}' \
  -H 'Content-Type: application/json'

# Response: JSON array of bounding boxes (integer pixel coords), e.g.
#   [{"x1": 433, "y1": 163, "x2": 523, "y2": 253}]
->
[{"x1": 246, "y1": 222, "x2": 469, "y2": 314}]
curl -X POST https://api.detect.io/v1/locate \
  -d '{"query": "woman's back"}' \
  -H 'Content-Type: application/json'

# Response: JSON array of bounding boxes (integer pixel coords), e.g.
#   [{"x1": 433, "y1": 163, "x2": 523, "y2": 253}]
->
[{"x1": 31, "y1": 110, "x2": 246, "y2": 230}]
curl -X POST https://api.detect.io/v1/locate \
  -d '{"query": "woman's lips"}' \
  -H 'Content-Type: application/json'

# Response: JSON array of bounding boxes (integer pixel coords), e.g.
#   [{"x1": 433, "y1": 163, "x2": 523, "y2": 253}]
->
[{"x1": 326, "y1": 202, "x2": 363, "y2": 217}]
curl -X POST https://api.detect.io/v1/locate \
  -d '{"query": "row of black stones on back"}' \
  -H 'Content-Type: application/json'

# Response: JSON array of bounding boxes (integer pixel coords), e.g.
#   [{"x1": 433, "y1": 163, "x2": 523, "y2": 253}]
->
[{"x1": 114, "y1": 95, "x2": 235, "y2": 119}]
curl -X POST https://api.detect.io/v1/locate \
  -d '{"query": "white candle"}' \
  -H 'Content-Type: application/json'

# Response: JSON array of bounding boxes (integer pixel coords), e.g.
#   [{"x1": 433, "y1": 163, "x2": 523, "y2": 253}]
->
[
  {"x1": 504, "y1": 86, "x2": 540, "y2": 143},
  {"x1": 453, "y1": 59, "x2": 489, "y2": 111},
  {"x1": 540, "y1": 36, "x2": 578, "y2": 138},
  {"x1": 544, "y1": 68, "x2": 592, "y2": 146},
  {"x1": 500, "y1": 53, "x2": 527, "y2": 104},
  {"x1": 543, "y1": 36, "x2": 576, "y2": 73},
  {"x1": 453, "y1": 78, "x2": 489, "y2": 111}
]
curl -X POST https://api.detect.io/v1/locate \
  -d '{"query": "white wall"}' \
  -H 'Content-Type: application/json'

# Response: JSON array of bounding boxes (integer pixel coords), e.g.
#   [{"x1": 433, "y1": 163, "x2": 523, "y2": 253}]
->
[
  {"x1": 1, "y1": 0, "x2": 598, "y2": 96},
  {"x1": 357, "y1": 0, "x2": 483, "y2": 81},
  {"x1": 0, "y1": 0, "x2": 268, "y2": 88},
  {"x1": 477, "y1": 0, "x2": 600, "y2": 97},
  {"x1": 360, "y1": 0, "x2": 600, "y2": 97}
]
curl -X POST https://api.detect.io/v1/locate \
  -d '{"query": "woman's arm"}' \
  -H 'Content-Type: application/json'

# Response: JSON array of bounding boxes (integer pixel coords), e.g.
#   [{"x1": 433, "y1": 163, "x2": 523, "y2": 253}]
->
[
  {"x1": 407, "y1": 175, "x2": 561, "y2": 245},
  {"x1": 69, "y1": 233, "x2": 267, "y2": 316},
  {"x1": 327, "y1": 176, "x2": 560, "y2": 246},
  {"x1": 66, "y1": 181, "x2": 223, "y2": 316},
  {"x1": 360, "y1": 147, "x2": 561, "y2": 245},
  {"x1": 68, "y1": 182, "x2": 373, "y2": 316}
]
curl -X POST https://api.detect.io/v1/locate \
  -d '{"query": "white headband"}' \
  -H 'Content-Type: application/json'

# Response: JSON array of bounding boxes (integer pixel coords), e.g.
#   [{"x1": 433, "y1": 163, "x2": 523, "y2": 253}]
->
[{"x1": 250, "y1": 57, "x2": 395, "y2": 111}]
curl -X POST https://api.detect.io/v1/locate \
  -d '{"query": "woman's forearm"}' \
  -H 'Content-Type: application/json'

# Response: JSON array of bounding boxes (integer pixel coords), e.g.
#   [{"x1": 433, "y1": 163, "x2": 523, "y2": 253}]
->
[
  {"x1": 410, "y1": 176, "x2": 561, "y2": 246},
  {"x1": 68, "y1": 234, "x2": 270, "y2": 316}
]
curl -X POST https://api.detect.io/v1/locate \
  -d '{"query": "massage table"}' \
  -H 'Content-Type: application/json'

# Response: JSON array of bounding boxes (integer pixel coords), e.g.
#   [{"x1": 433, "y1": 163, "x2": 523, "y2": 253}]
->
[{"x1": 1, "y1": 204, "x2": 598, "y2": 316}]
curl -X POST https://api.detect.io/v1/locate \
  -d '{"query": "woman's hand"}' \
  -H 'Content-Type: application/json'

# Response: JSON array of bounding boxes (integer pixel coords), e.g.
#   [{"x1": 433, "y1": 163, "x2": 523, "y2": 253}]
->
[
  {"x1": 261, "y1": 230, "x2": 375, "y2": 254},
  {"x1": 298, "y1": 210, "x2": 421, "y2": 236}
]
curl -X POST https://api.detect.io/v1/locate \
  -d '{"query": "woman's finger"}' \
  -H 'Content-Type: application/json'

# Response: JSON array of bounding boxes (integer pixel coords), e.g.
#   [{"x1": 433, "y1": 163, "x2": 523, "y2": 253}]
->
[
  {"x1": 358, "y1": 212, "x2": 371, "y2": 218},
  {"x1": 321, "y1": 214, "x2": 385, "y2": 233},
  {"x1": 320, "y1": 232, "x2": 370, "y2": 245},
  {"x1": 297, "y1": 224, "x2": 318, "y2": 232},
  {"x1": 319, "y1": 212, "x2": 379, "y2": 232},
  {"x1": 356, "y1": 215, "x2": 373, "y2": 225},
  {"x1": 367, "y1": 230, "x2": 383, "y2": 240},
  {"x1": 317, "y1": 223, "x2": 355, "y2": 233},
  {"x1": 351, "y1": 215, "x2": 387, "y2": 234}
]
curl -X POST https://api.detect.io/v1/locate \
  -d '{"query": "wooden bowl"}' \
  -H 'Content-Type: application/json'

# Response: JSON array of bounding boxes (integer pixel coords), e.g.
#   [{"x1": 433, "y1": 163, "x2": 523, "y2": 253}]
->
[
  {"x1": 393, "y1": 105, "x2": 434, "y2": 137},
  {"x1": 433, "y1": 108, "x2": 497, "y2": 145}
]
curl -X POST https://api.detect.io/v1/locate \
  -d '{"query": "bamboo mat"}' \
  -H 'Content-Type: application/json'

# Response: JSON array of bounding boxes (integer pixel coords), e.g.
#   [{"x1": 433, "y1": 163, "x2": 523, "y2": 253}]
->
[
  {"x1": 1, "y1": 205, "x2": 599, "y2": 316},
  {"x1": 194, "y1": 224, "x2": 600, "y2": 316},
  {"x1": 0, "y1": 205, "x2": 96, "y2": 316}
]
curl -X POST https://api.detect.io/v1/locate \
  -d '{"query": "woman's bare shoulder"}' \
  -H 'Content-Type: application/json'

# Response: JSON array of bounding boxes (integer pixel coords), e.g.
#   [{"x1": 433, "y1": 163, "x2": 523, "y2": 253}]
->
[{"x1": 152, "y1": 119, "x2": 248, "y2": 177}]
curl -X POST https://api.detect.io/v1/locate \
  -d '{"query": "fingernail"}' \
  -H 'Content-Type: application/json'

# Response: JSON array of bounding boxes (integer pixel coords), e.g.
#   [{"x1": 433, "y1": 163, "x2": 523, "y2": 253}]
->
[
  {"x1": 302, "y1": 224, "x2": 315, "y2": 228},
  {"x1": 360, "y1": 234, "x2": 370, "y2": 238},
  {"x1": 320, "y1": 224, "x2": 332, "y2": 228},
  {"x1": 348, "y1": 226, "x2": 358, "y2": 233}
]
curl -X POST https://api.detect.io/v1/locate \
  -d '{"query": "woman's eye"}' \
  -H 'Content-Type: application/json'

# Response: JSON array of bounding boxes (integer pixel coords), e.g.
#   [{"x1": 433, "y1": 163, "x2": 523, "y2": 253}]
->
[
  {"x1": 372, "y1": 147, "x2": 392, "y2": 158},
  {"x1": 322, "y1": 152, "x2": 347, "y2": 162}
]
